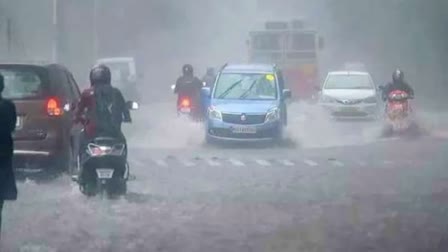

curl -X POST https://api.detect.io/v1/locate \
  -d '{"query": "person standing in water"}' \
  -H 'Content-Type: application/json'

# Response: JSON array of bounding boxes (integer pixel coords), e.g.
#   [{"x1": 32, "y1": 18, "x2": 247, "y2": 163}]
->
[{"x1": 0, "y1": 73, "x2": 18, "y2": 240}]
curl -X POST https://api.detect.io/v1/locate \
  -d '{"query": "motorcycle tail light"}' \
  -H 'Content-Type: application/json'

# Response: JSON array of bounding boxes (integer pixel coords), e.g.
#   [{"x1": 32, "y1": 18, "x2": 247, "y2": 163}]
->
[
  {"x1": 87, "y1": 143, "x2": 112, "y2": 156},
  {"x1": 181, "y1": 98, "x2": 191, "y2": 108},
  {"x1": 111, "y1": 144, "x2": 125, "y2": 156}
]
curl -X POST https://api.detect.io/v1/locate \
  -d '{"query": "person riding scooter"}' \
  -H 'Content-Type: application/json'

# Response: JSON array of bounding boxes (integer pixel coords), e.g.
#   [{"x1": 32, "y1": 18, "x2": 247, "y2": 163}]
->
[
  {"x1": 174, "y1": 64, "x2": 203, "y2": 118},
  {"x1": 382, "y1": 69, "x2": 414, "y2": 101},
  {"x1": 75, "y1": 64, "x2": 132, "y2": 176},
  {"x1": 202, "y1": 67, "x2": 216, "y2": 89}
]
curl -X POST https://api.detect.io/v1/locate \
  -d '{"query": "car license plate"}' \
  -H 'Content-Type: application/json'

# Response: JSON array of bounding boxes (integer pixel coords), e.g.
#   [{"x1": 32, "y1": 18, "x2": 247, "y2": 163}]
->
[
  {"x1": 180, "y1": 107, "x2": 191, "y2": 113},
  {"x1": 232, "y1": 126, "x2": 257, "y2": 134},
  {"x1": 341, "y1": 107, "x2": 359, "y2": 112},
  {"x1": 96, "y1": 169, "x2": 114, "y2": 179}
]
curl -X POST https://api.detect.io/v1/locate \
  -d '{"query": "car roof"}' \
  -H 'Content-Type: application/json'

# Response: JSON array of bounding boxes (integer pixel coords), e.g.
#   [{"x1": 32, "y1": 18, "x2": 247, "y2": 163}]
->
[
  {"x1": 96, "y1": 57, "x2": 134, "y2": 63},
  {"x1": 0, "y1": 63, "x2": 68, "y2": 71},
  {"x1": 327, "y1": 71, "x2": 370, "y2": 76},
  {"x1": 222, "y1": 64, "x2": 276, "y2": 74}
]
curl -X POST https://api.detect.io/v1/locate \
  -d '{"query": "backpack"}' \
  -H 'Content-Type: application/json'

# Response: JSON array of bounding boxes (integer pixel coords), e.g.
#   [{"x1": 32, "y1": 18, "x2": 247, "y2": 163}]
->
[{"x1": 94, "y1": 86, "x2": 119, "y2": 136}]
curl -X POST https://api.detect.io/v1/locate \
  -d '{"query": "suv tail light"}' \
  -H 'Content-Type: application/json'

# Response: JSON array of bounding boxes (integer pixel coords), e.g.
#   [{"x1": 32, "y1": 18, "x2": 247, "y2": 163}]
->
[{"x1": 47, "y1": 97, "x2": 63, "y2": 116}]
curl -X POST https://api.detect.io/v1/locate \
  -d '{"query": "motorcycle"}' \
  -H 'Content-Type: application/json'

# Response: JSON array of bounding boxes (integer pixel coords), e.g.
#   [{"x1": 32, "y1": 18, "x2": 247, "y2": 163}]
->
[
  {"x1": 383, "y1": 89, "x2": 416, "y2": 135},
  {"x1": 171, "y1": 84, "x2": 205, "y2": 121},
  {"x1": 73, "y1": 101, "x2": 139, "y2": 198}
]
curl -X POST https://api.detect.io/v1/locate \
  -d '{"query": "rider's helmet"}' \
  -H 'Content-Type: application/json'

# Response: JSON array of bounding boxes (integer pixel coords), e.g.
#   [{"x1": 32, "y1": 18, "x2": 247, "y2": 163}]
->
[
  {"x1": 206, "y1": 67, "x2": 215, "y2": 76},
  {"x1": 392, "y1": 69, "x2": 404, "y2": 83},
  {"x1": 182, "y1": 64, "x2": 194, "y2": 76},
  {"x1": 90, "y1": 64, "x2": 111, "y2": 86}
]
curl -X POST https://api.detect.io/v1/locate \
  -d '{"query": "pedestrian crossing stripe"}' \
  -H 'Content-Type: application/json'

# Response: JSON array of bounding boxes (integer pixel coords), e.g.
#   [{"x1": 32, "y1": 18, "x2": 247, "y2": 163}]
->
[
  {"x1": 255, "y1": 159, "x2": 271, "y2": 166},
  {"x1": 126, "y1": 157, "x2": 413, "y2": 169},
  {"x1": 207, "y1": 159, "x2": 221, "y2": 166},
  {"x1": 229, "y1": 159, "x2": 245, "y2": 166},
  {"x1": 280, "y1": 159, "x2": 295, "y2": 166}
]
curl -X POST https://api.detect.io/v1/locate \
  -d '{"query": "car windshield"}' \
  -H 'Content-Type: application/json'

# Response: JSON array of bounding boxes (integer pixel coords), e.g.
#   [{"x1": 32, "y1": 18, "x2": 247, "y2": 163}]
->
[
  {"x1": 0, "y1": 68, "x2": 44, "y2": 99},
  {"x1": 214, "y1": 72, "x2": 278, "y2": 100},
  {"x1": 324, "y1": 74, "x2": 373, "y2": 89}
]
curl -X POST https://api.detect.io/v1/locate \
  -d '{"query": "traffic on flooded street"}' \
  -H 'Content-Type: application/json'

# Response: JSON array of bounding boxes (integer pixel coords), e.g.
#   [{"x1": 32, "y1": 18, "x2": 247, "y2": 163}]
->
[{"x1": 1, "y1": 1, "x2": 448, "y2": 251}]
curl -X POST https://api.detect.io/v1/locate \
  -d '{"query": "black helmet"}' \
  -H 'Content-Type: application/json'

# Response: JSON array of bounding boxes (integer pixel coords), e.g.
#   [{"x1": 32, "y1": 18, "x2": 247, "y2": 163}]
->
[
  {"x1": 206, "y1": 67, "x2": 215, "y2": 75},
  {"x1": 392, "y1": 69, "x2": 404, "y2": 82},
  {"x1": 90, "y1": 64, "x2": 111, "y2": 86},
  {"x1": 182, "y1": 64, "x2": 194, "y2": 76}
]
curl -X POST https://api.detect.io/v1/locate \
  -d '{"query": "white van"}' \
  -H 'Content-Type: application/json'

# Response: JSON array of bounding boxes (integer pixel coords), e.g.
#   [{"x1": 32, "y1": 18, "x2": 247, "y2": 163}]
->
[{"x1": 95, "y1": 57, "x2": 140, "y2": 101}]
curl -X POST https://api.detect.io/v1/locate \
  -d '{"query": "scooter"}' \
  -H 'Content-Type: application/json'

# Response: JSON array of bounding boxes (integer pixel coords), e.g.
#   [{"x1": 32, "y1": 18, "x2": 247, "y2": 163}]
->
[
  {"x1": 72, "y1": 101, "x2": 139, "y2": 198},
  {"x1": 171, "y1": 84, "x2": 205, "y2": 122},
  {"x1": 383, "y1": 90, "x2": 416, "y2": 135}
]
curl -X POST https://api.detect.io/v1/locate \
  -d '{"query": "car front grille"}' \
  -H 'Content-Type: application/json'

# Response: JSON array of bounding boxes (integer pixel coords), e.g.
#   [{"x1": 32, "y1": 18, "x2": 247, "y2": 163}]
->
[
  {"x1": 336, "y1": 99, "x2": 362, "y2": 105},
  {"x1": 222, "y1": 113, "x2": 266, "y2": 125}
]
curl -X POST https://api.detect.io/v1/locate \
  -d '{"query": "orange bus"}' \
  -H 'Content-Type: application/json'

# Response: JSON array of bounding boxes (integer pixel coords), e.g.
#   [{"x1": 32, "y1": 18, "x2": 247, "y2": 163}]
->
[{"x1": 247, "y1": 20, "x2": 324, "y2": 100}]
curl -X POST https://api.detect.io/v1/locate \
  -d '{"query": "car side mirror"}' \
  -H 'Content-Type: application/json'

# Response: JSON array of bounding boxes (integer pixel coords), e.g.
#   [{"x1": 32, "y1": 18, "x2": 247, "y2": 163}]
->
[
  {"x1": 171, "y1": 84, "x2": 176, "y2": 92},
  {"x1": 201, "y1": 87, "x2": 211, "y2": 98},
  {"x1": 126, "y1": 101, "x2": 139, "y2": 110},
  {"x1": 282, "y1": 89, "x2": 292, "y2": 99},
  {"x1": 63, "y1": 101, "x2": 77, "y2": 112}
]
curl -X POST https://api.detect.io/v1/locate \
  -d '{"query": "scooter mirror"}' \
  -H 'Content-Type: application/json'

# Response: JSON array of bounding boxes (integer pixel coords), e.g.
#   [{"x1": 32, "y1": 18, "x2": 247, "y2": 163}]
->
[{"x1": 126, "y1": 101, "x2": 139, "y2": 110}]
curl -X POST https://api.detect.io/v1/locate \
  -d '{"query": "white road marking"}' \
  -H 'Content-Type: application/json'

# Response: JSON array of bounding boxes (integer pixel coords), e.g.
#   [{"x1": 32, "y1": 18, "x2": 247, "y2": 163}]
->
[
  {"x1": 377, "y1": 137, "x2": 400, "y2": 142},
  {"x1": 154, "y1": 159, "x2": 168, "y2": 167},
  {"x1": 255, "y1": 159, "x2": 271, "y2": 166},
  {"x1": 181, "y1": 159, "x2": 196, "y2": 167},
  {"x1": 330, "y1": 160, "x2": 345, "y2": 167},
  {"x1": 229, "y1": 159, "x2": 245, "y2": 166},
  {"x1": 280, "y1": 159, "x2": 295, "y2": 166},
  {"x1": 304, "y1": 159, "x2": 318, "y2": 167},
  {"x1": 207, "y1": 159, "x2": 221, "y2": 166},
  {"x1": 129, "y1": 159, "x2": 146, "y2": 168}
]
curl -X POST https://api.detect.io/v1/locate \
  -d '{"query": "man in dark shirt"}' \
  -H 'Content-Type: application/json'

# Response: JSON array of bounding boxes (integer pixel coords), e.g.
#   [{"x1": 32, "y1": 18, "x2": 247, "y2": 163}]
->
[{"x1": 0, "y1": 73, "x2": 18, "y2": 239}]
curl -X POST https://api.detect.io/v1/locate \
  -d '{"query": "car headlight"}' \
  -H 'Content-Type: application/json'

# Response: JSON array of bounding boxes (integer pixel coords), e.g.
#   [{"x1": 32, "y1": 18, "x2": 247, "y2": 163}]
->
[
  {"x1": 320, "y1": 95, "x2": 336, "y2": 103},
  {"x1": 265, "y1": 107, "x2": 280, "y2": 123},
  {"x1": 363, "y1": 96, "x2": 377, "y2": 103},
  {"x1": 208, "y1": 106, "x2": 222, "y2": 121}
]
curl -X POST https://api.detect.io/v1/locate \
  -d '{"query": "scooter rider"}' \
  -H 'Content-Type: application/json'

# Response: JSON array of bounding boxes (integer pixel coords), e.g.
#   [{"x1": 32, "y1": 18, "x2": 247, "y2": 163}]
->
[
  {"x1": 382, "y1": 69, "x2": 414, "y2": 101},
  {"x1": 75, "y1": 64, "x2": 132, "y2": 166},
  {"x1": 174, "y1": 64, "x2": 203, "y2": 115},
  {"x1": 202, "y1": 67, "x2": 216, "y2": 89}
]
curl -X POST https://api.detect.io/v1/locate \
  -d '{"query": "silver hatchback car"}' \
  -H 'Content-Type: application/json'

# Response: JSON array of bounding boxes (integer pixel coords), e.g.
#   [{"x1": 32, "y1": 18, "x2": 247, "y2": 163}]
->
[{"x1": 319, "y1": 71, "x2": 381, "y2": 119}]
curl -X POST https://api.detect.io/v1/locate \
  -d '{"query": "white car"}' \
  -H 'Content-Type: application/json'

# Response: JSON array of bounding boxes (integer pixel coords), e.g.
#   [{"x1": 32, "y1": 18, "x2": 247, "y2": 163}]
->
[{"x1": 319, "y1": 71, "x2": 380, "y2": 119}]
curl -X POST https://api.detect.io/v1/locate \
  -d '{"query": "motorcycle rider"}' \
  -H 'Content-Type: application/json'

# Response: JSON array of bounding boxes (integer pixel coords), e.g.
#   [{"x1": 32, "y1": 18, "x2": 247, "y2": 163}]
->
[
  {"x1": 174, "y1": 64, "x2": 203, "y2": 117},
  {"x1": 202, "y1": 67, "x2": 216, "y2": 89},
  {"x1": 382, "y1": 69, "x2": 414, "y2": 101},
  {"x1": 75, "y1": 64, "x2": 132, "y2": 168}
]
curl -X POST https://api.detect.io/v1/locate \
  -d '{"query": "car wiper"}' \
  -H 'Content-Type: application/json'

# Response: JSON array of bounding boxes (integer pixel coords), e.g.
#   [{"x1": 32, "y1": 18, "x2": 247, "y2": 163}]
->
[
  {"x1": 239, "y1": 79, "x2": 259, "y2": 99},
  {"x1": 217, "y1": 79, "x2": 243, "y2": 99}
]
